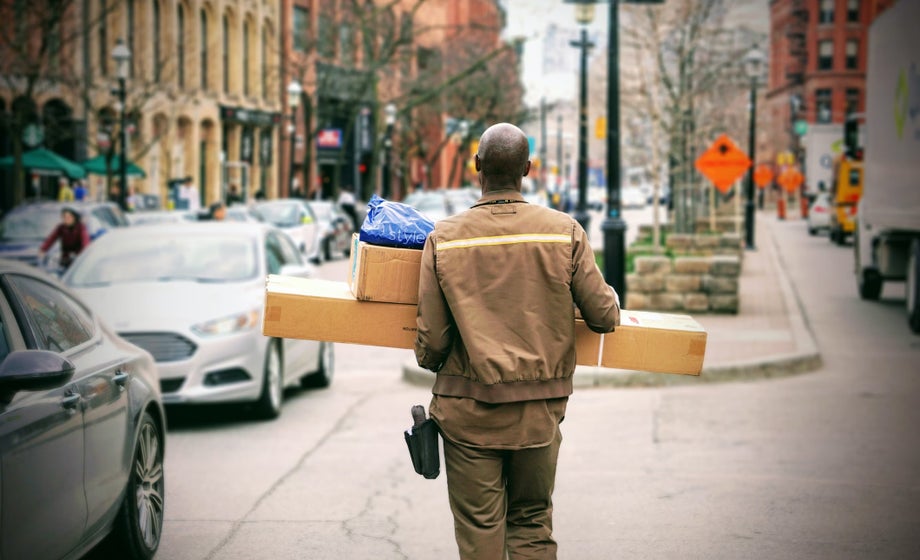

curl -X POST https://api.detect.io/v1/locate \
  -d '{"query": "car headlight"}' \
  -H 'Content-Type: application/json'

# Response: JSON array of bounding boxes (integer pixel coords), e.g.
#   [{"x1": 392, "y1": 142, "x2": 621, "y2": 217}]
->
[{"x1": 192, "y1": 310, "x2": 260, "y2": 336}]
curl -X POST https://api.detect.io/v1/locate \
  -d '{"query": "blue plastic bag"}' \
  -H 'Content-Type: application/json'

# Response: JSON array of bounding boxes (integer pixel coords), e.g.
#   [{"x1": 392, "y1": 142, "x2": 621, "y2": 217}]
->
[{"x1": 359, "y1": 194, "x2": 435, "y2": 249}]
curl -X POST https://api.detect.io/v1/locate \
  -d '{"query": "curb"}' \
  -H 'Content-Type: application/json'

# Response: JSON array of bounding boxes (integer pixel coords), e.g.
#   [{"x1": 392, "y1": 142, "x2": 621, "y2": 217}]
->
[{"x1": 402, "y1": 213, "x2": 823, "y2": 389}]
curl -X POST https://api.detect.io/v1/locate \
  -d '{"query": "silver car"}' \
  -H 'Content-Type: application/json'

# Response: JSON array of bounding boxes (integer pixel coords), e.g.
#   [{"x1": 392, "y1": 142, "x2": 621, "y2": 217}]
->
[
  {"x1": 63, "y1": 222, "x2": 333, "y2": 420},
  {"x1": 251, "y1": 199, "x2": 321, "y2": 260},
  {"x1": 0, "y1": 258, "x2": 165, "y2": 560}
]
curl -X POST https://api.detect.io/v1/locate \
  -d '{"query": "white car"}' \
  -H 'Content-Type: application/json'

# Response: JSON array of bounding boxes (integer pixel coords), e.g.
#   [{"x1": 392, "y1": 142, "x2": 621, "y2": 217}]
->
[
  {"x1": 807, "y1": 192, "x2": 832, "y2": 235},
  {"x1": 621, "y1": 186, "x2": 647, "y2": 209},
  {"x1": 63, "y1": 222, "x2": 333, "y2": 420},
  {"x1": 252, "y1": 199, "x2": 320, "y2": 259}
]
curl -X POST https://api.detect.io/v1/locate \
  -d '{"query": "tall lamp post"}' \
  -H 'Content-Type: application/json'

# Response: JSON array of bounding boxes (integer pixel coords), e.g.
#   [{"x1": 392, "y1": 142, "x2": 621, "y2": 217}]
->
[
  {"x1": 111, "y1": 39, "x2": 131, "y2": 211},
  {"x1": 568, "y1": 3, "x2": 595, "y2": 233},
  {"x1": 382, "y1": 103, "x2": 396, "y2": 199},
  {"x1": 743, "y1": 47, "x2": 765, "y2": 250},
  {"x1": 287, "y1": 79, "x2": 302, "y2": 197}
]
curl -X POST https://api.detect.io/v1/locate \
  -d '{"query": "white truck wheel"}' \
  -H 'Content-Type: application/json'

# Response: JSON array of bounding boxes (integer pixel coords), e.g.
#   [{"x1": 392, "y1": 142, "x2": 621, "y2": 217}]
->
[{"x1": 908, "y1": 239, "x2": 920, "y2": 334}]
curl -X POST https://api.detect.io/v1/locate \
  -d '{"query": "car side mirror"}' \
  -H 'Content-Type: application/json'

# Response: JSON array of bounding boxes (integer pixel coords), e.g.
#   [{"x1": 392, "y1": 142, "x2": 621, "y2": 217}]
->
[{"x1": 0, "y1": 350, "x2": 75, "y2": 403}]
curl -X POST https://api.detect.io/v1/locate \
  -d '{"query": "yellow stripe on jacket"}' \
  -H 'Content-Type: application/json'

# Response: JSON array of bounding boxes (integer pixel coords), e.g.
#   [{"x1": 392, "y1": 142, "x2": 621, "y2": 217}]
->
[{"x1": 437, "y1": 233, "x2": 570, "y2": 251}]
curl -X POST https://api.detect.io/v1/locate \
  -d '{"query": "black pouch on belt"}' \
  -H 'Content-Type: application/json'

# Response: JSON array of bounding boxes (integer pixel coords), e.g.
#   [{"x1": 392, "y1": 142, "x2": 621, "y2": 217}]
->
[{"x1": 404, "y1": 405, "x2": 440, "y2": 479}]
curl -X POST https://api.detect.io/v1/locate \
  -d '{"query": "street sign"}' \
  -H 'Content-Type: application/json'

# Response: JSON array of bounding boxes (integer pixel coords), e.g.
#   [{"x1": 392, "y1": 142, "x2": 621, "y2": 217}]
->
[
  {"x1": 695, "y1": 134, "x2": 752, "y2": 193},
  {"x1": 778, "y1": 167, "x2": 804, "y2": 192},
  {"x1": 754, "y1": 164, "x2": 773, "y2": 189}
]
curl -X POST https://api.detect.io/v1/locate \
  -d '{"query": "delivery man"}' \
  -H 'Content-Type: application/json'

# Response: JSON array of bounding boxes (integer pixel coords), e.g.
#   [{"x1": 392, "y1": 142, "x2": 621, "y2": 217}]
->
[{"x1": 415, "y1": 122, "x2": 620, "y2": 559}]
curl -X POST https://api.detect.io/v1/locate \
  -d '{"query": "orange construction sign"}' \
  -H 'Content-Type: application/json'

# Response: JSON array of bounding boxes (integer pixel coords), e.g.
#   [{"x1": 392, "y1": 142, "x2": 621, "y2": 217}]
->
[
  {"x1": 754, "y1": 164, "x2": 774, "y2": 189},
  {"x1": 777, "y1": 167, "x2": 804, "y2": 193},
  {"x1": 695, "y1": 134, "x2": 752, "y2": 194}
]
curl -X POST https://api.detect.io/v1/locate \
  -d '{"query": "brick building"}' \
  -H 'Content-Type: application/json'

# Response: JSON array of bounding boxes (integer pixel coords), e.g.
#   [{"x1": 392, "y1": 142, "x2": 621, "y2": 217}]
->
[{"x1": 765, "y1": 0, "x2": 895, "y2": 163}]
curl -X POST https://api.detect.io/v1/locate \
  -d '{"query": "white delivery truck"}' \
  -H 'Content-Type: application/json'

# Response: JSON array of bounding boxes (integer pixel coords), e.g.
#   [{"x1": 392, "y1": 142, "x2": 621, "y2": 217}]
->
[
  {"x1": 855, "y1": 0, "x2": 920, "y2": 334},
  {"x1": 802, "y1": 123, "x2": 843, "y2": 196}
]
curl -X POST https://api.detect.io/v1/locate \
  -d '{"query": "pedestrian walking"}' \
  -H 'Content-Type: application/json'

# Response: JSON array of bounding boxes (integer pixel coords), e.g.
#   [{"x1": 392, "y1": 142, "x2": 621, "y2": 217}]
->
[
  {"x1": 57, "y1": 177, "x2": 75, "y2": 202},
  {"x1": 37, "y1": 207, "x2": 91, "y2": 271},
  {"x1": 415, "y1": 123, "x2": 621, "y2": 560}
]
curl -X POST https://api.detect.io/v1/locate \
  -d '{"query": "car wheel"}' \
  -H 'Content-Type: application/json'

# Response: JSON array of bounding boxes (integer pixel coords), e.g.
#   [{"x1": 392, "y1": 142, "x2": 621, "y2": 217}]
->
[
  {"x1": 301, "y1": 341, "x2": 334, "y2": 389},
  {"x1": 907, "y1": 240, "x2": 920, "y2": 334},
  {"x1": 253, "y1": 340, "x2": 284, "y2": 420},
  {"x1": 808, "y1": 226, "x2": 817, "y2": 236},
  {"x1": 111, "y1": 411, "x2": 164, "y2": 560}
]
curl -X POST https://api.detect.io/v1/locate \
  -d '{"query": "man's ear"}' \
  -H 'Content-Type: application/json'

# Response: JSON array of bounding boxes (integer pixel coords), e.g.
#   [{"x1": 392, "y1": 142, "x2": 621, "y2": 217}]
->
[
  {"x1": 523, "y1": 160, "x2": 531, "y2": 177},
  {"x1": 474, "y1": 154, "x2": 482, "y2": 172}
]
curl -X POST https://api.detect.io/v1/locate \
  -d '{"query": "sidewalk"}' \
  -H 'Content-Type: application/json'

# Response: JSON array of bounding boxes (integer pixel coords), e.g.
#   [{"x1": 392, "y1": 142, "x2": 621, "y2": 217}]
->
[{"x1": 403, "y1": 210, "x2": 822, "y2": 387}]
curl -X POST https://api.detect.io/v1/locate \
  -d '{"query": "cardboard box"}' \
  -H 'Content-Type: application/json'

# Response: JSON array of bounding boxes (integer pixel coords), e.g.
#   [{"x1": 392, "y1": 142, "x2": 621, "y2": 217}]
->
[
  {"x1": 264, "y1": 276, "x2": 707, "y2": 375},
  {"x1": 348, "y1": 234, "x2": 423, "y2": 305}
]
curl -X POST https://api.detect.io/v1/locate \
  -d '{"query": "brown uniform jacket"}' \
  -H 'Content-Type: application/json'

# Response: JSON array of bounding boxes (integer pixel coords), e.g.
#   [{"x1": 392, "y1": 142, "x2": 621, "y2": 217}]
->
[{"x1": 415, "y1": 189, "x2": 620, "y2": 405}]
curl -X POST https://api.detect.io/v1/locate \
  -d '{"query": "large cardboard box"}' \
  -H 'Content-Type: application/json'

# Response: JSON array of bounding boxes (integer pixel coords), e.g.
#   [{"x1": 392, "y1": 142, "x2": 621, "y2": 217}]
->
[
  {"x1": 264, "y1": 276, "x2": 707, "y2": 375},
  {"x1": 348, "y1": 234, "x2": 423, "y2": 305}
]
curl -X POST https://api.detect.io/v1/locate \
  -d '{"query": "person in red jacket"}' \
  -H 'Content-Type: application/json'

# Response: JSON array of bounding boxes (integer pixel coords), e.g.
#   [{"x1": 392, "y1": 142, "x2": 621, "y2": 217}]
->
[{"x1": 37, "y1": 207, "x2": 91, "y2": 270}]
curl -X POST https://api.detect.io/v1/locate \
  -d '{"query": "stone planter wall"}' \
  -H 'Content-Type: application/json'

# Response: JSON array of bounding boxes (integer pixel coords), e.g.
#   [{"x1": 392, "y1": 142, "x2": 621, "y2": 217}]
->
[{"x1": 626, "y1": 233, "x2": 743, "y2": 314}]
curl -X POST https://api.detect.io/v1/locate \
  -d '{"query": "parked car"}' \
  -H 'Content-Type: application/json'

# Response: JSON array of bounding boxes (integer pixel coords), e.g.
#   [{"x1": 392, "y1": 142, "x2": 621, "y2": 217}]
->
[
  {"x1": 251, "y1": 199, "x2": 320, "y2": 259},
  {"x1": 807, "y1": 191, "x2": 832, "y2": 235},
  {"x1": 62, "y1": 222, "x2": 333, "y2": 419},
  {"x1": 0, "y1": 258, "x2": 165, "y2": 560},
  {"x1": 308, "y1": 200, "x2": 354, "y2": 262},
  {"x1": 0, "y1": 201, "x2": 128, "y2": 273},
  {"x1": 404, "y1": 189, "x2": 476, "y2": 222},
  {"x1": 621, "y1": 186, "x2": 648, "y2": 209}
]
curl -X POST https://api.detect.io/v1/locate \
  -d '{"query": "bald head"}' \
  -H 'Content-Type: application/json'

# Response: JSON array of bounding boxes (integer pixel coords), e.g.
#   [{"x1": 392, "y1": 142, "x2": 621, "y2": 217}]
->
[{"x1": 475, "y1": 123, "x2": 531, "y2": 191}]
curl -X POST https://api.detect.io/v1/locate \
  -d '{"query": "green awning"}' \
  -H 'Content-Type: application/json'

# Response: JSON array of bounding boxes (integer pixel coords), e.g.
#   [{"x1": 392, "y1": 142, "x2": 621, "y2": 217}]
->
[
  {"x1": 82, "y1": 155, "x2": 147, "y2": 178},
  {"x1": 0, "y1": 148, "x2": 87, "y2": 179}
]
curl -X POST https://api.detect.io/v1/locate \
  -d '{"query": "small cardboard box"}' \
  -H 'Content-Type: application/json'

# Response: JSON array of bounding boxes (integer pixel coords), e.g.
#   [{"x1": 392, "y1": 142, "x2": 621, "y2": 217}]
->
[
  {"x1": 348, "y1": 234, "x2": 423, "y2": 305},
  {"x1": 264, "y1": 276, "x2": 707, "y2": 375},
  {"x1": 601, "y1": 310, "x2": 707, "y2": 375}
]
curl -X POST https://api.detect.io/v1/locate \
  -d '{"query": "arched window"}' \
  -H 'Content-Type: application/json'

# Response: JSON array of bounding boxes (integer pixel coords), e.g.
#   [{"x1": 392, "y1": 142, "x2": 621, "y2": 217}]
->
[
  {"x1": 222, "y1": 14, "x2": 229, "y2": 93},
  {"x1": 200, "y1": 9, "x2": 208, "y2": 91},
  {"x1": 177, "y1": 4, "x2": 185, "y2": 87},
  {"x1": 153, "y1": 0, "x2": 161, "y2": 80},
  {"x1": 243, "y1": 20, "x2": 250, "y2": 96}
]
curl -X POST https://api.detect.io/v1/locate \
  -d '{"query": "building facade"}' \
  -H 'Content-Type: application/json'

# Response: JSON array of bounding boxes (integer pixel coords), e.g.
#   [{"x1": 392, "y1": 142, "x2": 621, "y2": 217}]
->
[
  {"x1": 765, "y1": 0, "x2": 895, "y2": 163},
  {"x1": 0, "y1": 0, "x2": 282, "y2": 210}
]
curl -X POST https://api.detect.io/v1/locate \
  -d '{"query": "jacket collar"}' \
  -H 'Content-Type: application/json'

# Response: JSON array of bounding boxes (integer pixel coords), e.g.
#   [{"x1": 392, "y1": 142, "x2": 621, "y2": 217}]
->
[{"x1": 473, "y1": 189, "x2": 526, "y2": 208}]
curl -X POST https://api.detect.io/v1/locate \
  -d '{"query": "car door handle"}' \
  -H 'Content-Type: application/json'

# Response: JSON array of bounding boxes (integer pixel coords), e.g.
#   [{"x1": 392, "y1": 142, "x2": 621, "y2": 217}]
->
[
  {"x1": 113, "y1": 370, "x2": 129, "y2": 387},
  {"x1": 61, "y1": 393, "x2": 81, "y2": 410}
]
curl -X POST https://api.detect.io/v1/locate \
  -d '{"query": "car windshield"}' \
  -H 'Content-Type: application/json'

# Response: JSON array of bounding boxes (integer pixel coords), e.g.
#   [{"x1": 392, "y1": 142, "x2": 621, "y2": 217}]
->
[
  {"x1": 0, "y1": 207, "x2": 62, "y2": 240},
  {"x1": 67, "y1": 232, "x2": 259, "y2": 286},
  {"x1": 310, "y1": 203, "x2": 333, "y2": 221},
  {"x1": 254, "y1": 203, "x2": 301, "y2": 227}
]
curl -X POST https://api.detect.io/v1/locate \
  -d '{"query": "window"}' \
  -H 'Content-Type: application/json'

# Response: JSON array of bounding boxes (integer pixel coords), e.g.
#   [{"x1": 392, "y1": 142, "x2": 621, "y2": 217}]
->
[
  {"x1": 847, "y1": 0, "x2": 860, "y2": 22},
  {"x1": 294, "y1": 6, "x2": 310, "y2": 52},
  {"x1": 819, "y1": 0, "x2": 834, "y2": 24},
  {"x1": 318, "y1": 6, "x2": 334, "y2": 58},
  {"x1": 243, "y1": 21, "x2": 250, "y2": 96},
  {"x1": 7, "y1": 275, "x2": 94, "y2": 353},
  {"x1": 200, "y1": 9, "x2": 208, "y2": 90},
  {"x1": 845, "y1": 40, "x2": 859, "y2": 70},
  {"x1": 818, "y1": 40, "x2": 834, "y2": 70},
  {"x1": 845, "y1": 88, "x2": 860, "y2": 116},
  {"x1": 177, "y1": 4, "x2": 185, "y2": 87},
  {"x1": 340, "y1": 23, "x2": 353, "y2": 65},
  {"x1": 816, "y1": 89, "x2": 833, "y2": 123},
  {"x1": 153, "y1": 0, "x2": 161, "y2": 80},
  {"x1": 127, "y1": 0, "x2": 135, "y2": 77},
  {"x1": 222, "y1": 15, "x2": 230, "y2": 93},
  {"x1": 99, "y1": 0, "x2": 108, "y2": 77}
]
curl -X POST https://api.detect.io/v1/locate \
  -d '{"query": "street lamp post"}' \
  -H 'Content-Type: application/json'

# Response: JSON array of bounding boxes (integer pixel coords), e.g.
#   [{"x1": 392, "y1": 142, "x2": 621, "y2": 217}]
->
[
  {"x1": 111, "y1": 39, "x2": 131, "y2": 212},
  {"x1": 569, "y1": 4, "x2": 595, "y2": 233},
  {"x1": 744, "y1": 47, "x2": 765, "y2": 250},
  {"x1": 382, "y1": 103, "x2": 396, "y2": 199},
  {"x1": 287, "y1": 79, "x2": 302, "y2": 197}
]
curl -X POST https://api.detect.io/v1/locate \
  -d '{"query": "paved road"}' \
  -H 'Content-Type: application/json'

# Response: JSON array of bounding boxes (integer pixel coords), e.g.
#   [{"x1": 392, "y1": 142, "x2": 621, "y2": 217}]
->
[{"x1": 122, "y1": 210, "x2": 919, "y2": 560}]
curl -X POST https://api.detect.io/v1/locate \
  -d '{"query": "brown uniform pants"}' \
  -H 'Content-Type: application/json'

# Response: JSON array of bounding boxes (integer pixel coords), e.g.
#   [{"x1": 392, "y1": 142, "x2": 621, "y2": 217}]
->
[{"x1": 442, "y1": 426, "x2": 562, "y2": 560}]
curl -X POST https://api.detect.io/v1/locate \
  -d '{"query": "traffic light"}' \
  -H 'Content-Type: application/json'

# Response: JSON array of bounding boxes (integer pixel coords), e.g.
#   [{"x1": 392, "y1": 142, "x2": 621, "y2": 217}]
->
[{"x1": 844, "y1": 117, "x2": 862, "y2": 160}]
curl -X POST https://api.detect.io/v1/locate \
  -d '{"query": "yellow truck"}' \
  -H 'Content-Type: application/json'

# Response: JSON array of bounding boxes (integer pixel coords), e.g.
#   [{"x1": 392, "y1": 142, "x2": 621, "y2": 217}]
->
[{"x1": 828, "y1": 155, "x2": 862, "y2": 245}]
